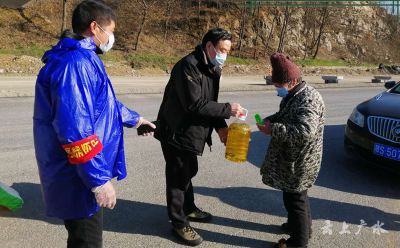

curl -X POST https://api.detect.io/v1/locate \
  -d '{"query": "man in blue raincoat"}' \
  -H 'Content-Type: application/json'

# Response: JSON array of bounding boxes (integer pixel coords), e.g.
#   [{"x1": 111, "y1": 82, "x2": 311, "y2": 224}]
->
[{"x1": 33, "y1": 1, "x2": 155, "y2": 247}]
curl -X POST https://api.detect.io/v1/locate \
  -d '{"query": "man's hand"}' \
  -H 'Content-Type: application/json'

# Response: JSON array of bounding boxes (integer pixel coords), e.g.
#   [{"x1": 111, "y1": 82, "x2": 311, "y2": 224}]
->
[
  {"x1": 256, "y1": 120, "x2": 272, "y2": 136},
  {"x1": 217, "y1": 127, "x2": 229, "y2": 146},
  {"x1": 141, "y1": 118, "x2": 156, "y2": 136},
  {"x1": 93, "y1": 181, "x2": 116, "y2": 209},
  {"x1": 230, "y1": 103, "x2": 243, "y2": 117}
]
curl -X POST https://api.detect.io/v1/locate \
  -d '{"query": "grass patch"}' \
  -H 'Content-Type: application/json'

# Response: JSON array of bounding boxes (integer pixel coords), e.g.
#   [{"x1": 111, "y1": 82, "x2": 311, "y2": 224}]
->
[
  {"x1": 295, "y1": 59, "x2": 378, "y2": 67},
  {"x1": 226, "y1": 57, "x2": 258, "y2": 65},
  {"x1": 98, "y1": 53, "x2": 120, "y2": 62},
  {"x1": 361, "y1": 62, "x2": 378, "y2": 67},
  {"x1": 0, "y1": 45, "x2": 120, "y2": 63},
  {"x1": 125, "y1": 53, "x2": 259, "y2": 70},
  {"x1": 125, "y1": 54, "x2": 180, "y2": 70},
  {"x1": 0, "y1": 45, "x2": 260, "y2": 70},
  {"x1": 0, "y1": 46, "x2": 51, "y2": 58},
  {"x1": 295, "y1": 59, "x2": 349, "y2": 66}
]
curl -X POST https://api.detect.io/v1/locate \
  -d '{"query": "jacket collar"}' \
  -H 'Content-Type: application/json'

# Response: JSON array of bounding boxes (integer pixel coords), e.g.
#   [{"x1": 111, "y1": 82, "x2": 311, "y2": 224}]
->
[
  {"x1": 285, "y1": 81, "x2": 306, "y2": 100},
  {"x1": 42, "y1": 36, "x2": 96, "y2": 64}
]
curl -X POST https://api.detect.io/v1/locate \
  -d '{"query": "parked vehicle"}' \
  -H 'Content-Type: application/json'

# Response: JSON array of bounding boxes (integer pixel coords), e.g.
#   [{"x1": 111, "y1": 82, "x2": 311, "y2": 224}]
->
[{"x1": 344, "y1": 81, "x2": 400, "y2": 173}]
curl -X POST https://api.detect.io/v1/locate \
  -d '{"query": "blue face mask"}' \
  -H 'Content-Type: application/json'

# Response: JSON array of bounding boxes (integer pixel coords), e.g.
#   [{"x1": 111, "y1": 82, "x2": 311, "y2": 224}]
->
[
  {"x1": 276, "y1": 87, "x2": 289, "y2": 98},
  {"x1": 209, "y1": 45, "x2": 227, "y2": 66}
]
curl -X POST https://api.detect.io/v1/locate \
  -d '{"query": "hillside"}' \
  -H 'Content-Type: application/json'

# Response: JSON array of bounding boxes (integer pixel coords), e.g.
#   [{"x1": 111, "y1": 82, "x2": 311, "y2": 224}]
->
[{"x1": 0, "y1": 0, "x2": 399, "y2": 75}]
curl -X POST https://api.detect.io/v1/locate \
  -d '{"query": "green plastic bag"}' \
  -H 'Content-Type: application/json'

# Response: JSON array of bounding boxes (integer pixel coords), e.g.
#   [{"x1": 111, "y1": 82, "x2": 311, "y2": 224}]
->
[{"x1": 0, "y1": 181, "x2": 24, "y2": 212}]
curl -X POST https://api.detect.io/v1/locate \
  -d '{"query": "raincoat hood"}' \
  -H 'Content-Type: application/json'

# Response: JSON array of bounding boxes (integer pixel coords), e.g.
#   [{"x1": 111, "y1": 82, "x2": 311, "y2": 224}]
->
[{"x1": 42, "y1": 37, "x2": 96, "y2": 64}]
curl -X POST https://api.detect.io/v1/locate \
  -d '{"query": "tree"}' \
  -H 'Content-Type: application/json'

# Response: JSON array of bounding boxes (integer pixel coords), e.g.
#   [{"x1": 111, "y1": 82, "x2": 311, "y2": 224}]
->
[
  {"x1": 260, "y1": 7, "x2": 278, "y2": 57},
  {"x1": 61, "y1": 0, "x2": 68, "y2": 34},
  {"x1": 237, "y1": 4, "x2": 248, "y2": 58},
  {"x1": 252, "y1": 5, "x2": 261, "y2": 59},
  {"x1": 300, "y1": 7, "x2": 318, "y2": 60},
  {"x1": 133, "y1": 0, "x2": 156, "y2": 51},
  {"x1": 181, "y1": 0, "x2": 192, "y2": 31},
  {"x1": 164, "y1": 0, "x2": 177, "y2": 41},
  {"x1": 198, "y1": 0, "x2": 201, "y2": 28},
  {"x1": 277, "y1": 5, "x2": 295, "y2": 53},
  {"x1": 313, "y1": 6, "x2": 329, "y2": 59},
  {"x1": 215, "y1": 0, "x2": 220, "y2": 27}
]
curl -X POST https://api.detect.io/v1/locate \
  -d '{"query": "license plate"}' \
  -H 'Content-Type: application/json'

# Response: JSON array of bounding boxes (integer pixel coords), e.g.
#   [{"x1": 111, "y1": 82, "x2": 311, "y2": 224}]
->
[{"x1": 373, "y1": 143, "x2": 400, "y2": 162}]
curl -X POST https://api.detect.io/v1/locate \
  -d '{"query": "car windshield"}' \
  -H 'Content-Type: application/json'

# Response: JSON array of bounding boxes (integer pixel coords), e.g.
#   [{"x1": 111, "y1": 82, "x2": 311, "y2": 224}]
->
[{"x1": 391, "y1": 84, "x2": 400, "y2": 94}]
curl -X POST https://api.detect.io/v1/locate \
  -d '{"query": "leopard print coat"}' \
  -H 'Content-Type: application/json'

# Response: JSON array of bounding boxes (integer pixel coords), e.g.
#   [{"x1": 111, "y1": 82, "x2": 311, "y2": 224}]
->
[{"x1": 261, "y1": 84, "x2": 326, "y2": 193}]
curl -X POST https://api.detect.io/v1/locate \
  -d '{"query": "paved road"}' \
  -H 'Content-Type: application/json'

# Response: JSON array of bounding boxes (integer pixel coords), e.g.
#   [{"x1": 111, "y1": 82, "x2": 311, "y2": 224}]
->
[{"x1": 0, "y1": 88, "x2": 399, "y2": 248}]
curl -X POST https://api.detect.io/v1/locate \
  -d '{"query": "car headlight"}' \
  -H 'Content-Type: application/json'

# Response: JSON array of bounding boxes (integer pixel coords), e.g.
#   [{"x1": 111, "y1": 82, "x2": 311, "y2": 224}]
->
[{"x1": 349, "y1": 108, "x2": 365, "y2": 127}]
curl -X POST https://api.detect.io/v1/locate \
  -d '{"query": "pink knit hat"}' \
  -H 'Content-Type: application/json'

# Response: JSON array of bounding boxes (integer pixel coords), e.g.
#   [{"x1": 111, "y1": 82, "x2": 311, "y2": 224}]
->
[{"x1": 270, "y1": 53, "x2": 301, "y2": 83}]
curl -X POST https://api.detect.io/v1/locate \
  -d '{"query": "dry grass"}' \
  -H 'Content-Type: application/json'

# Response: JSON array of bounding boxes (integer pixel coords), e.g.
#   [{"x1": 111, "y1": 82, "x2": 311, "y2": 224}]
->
[{"x1": 1, "y1": 0, "x2": 399, "y2": 70}]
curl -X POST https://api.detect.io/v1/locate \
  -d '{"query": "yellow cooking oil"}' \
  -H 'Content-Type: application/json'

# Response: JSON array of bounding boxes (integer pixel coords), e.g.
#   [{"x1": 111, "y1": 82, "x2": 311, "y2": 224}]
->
[{"x1": 225, "y1": 112, "x2": 251, "y2": 163}]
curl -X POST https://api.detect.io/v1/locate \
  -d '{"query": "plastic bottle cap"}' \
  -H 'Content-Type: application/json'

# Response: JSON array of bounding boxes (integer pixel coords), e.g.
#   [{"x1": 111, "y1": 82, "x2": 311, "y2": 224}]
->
[{"x1": 240, "y1": 113, "x2": 245, "y2": 116}]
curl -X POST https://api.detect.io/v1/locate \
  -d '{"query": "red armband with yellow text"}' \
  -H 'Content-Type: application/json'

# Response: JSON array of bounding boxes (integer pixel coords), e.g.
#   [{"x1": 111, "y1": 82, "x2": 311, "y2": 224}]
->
[{"x1": 62, "y1": 135, "x2": 103, "y2": 164}]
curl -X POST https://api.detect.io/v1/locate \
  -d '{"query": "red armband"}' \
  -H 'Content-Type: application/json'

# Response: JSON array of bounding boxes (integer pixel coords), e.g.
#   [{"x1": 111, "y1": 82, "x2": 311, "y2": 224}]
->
[{"x1": 62, "y1": 135, "x2": 103, "y2": 164}]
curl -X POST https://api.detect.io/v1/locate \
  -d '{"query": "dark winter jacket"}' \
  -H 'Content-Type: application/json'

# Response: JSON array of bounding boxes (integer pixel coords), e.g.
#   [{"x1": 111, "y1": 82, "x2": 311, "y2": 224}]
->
[{"x1": 155, "y1": 45, "x2": 231, "y2": 155}]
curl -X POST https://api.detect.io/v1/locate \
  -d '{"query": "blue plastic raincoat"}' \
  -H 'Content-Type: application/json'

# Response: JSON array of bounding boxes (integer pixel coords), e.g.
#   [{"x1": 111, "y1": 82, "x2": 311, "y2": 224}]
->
[{"x1": 33, "y1": 37, "x2": 140, "y2": 220}]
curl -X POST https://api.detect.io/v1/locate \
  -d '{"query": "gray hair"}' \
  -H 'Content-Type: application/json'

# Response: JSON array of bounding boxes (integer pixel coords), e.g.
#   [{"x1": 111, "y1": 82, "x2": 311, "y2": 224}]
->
[{"x1": 287, "y1": 77, "x2": 302, "y2": 86}]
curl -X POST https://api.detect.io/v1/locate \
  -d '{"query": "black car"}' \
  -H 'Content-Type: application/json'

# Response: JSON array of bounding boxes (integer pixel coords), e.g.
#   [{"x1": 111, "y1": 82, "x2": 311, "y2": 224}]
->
[{"x1": 344, "y1": 81, "x2": 400, "y2": 173}]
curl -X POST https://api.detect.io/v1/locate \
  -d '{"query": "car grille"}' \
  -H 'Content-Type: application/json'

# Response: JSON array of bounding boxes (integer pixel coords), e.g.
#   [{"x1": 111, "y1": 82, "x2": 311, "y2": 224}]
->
[{"x1": 368, "y1": 116, "x2": 400, "y2": 144}]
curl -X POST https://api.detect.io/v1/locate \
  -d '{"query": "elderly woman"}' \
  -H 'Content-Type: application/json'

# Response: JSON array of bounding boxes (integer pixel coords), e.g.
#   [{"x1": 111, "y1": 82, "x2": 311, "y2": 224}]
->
[{"x1": 257, "y1": 53, "x2": 326, "y2": 248}]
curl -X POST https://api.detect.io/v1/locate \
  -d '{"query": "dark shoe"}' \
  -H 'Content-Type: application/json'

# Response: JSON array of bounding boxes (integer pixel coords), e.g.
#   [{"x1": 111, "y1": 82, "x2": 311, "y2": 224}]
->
[
  {"x1": 274, "y1": 238, "x2": 307, "y2": 248},
  {"x1": 281, "y1": 223, "x2": 313, "y2": 238},
  {"x1": 172, "y1": 226, "x2": 203, "y2": 246},
  {"x1": 188, "y1": 208, "x2": 213, "y2": 223}
]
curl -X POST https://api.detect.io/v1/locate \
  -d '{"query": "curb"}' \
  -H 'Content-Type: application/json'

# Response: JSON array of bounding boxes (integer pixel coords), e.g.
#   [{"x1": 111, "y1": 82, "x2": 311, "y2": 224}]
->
[{"x1": 0, "y1": 83, "x2": 385, "y2": 98}]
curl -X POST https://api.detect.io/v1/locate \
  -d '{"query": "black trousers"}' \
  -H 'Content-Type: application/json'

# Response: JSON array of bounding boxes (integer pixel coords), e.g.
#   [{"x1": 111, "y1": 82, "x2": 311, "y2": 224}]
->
[
  {"x1": 283, "y1": 190, "x2": 312, "y2": 247},
  {"x1": 161, "y1": 142, "x2": 198, "y2": 229},
  {"x1": 63, "y1": 208, "x2": 103, "y2": 248}
]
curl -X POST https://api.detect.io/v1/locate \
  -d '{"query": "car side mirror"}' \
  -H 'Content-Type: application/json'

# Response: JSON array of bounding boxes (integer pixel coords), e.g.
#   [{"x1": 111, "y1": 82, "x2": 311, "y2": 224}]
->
[{"x1": 385, "y1": 81, "x2": 396, "y2": 89}]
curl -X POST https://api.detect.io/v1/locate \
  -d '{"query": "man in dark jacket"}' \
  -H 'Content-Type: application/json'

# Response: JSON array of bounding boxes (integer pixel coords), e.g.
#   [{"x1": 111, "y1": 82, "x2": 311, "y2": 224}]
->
[{"x1": 155, "y1": 28, "x2": 243, "y2": 246}]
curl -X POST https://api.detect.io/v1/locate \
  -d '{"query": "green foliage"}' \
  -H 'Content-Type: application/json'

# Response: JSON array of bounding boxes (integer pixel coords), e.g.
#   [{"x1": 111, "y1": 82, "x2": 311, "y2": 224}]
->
[
  {"x1": 125, "y1": 53, "x2": 180, "y2": 70},
  {"x1": 98, "y1": 53, "x2": 120, "y2": 62},
  {"x1": 0, "y1": 46, "x2": 51, "y2": 58},
  {"x1": 125, "y1": 54, "x2": 259, "y2": 70},
  {"x1": 295, "y1": 59, "x2": 378, "y2": 67},
  {"x1": 1, "y1": 47, "x2": 377, "y2": 69},
  {"x1": 226, "y1": 57, "x2": 258, "y2": 65}
]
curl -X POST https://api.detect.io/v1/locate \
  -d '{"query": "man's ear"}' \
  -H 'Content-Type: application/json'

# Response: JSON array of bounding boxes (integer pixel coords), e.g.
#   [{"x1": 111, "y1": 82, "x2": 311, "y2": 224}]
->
[
  {"x1": 89, "y1": 21, "x2": 98, "y2": 35},
  {"x1": 206, "y1": 41, "x2": 213, "y2": 50}
]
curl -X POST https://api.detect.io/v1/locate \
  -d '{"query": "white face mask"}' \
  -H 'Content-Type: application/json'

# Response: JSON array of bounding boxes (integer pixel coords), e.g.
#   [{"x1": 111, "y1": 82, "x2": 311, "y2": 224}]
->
[
  {"x1": 94, "y1": 24, "x2": 115, "y2": 53},
  {"x1": 208, "y1": 44, "x2": 227, "y2": 66}
]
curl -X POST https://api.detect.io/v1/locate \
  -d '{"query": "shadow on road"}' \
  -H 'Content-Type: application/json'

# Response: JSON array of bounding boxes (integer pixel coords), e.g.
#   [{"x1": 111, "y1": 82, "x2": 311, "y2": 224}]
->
[
  {"x1": 4, "y1": 124, "x2": 400, "y2": 246},
  {"x1": 196, "y1": 186, "x2": 400, "y2": 232},
  {"x1": 317, "y1": 125, "x2": 400, "y2": 201},
  {"x1": 247, "y1": 125, "x2": 400, "y2": 201},
  {"x1": 5, "y1": 182, "x2": 275, "y2": 247},
  {"x1": 247, "y1": 131, "x2": 270, "y2": 169}
]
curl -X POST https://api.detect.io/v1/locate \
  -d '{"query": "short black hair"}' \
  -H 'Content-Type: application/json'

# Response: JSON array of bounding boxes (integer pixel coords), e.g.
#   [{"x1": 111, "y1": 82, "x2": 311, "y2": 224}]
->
[
  {"x1": 72, "y1": 0, "x2": 117, "y2": 35},
  {"x1": 202, "y1": 28, "x2": 232, "y2": 48}
]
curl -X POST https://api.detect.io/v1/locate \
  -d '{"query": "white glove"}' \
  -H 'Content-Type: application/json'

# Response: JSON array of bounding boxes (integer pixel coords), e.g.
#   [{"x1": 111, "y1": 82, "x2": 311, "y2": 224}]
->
[
  {"x1": 134, "y1": 117, "x2": 157, "y2": 136},
  {"x1": 92, "y1": 181, "x2": 116, "y2": 209}
]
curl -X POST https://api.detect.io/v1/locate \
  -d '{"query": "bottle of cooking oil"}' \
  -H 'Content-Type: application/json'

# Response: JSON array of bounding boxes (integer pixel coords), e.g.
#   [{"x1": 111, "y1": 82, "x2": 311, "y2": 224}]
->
[{"x1": 225, "y1": 109, "x2": 251, "y2": 163}]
